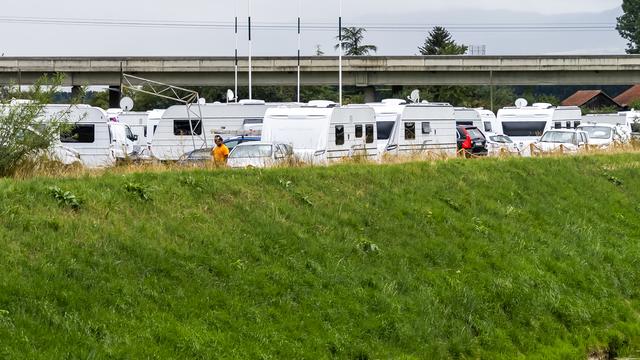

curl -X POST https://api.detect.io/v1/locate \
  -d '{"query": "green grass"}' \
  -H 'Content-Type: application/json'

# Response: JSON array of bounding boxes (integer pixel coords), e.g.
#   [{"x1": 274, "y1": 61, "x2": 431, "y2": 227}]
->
[{"x1": 1, "y1": 154, "x2": 640, "y2": 359}]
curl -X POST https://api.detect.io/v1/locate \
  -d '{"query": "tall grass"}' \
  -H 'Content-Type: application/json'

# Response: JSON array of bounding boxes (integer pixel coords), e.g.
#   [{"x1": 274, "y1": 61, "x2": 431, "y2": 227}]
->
[{"x1": 1, "y1": 154, "x2": 640, "y2": 358}]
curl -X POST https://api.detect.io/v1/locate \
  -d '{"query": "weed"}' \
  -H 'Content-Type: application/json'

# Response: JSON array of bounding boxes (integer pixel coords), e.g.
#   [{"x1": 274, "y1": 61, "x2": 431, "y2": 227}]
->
[
  {"x1": 124, "y1": 182, "x2": 152, "y2": 201},
  {"x1": 48, "y1": 186, "x2": 81, "y2": 210}
]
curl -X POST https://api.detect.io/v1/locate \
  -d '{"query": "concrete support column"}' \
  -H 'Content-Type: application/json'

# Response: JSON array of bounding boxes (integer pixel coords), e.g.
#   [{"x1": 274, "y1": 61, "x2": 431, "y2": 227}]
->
[
  {"x1": 108, "y1": 85, "x2": 121, "y2": 109},
  {"x1": 363, "y1": 86, "x2": 376, "y2": 103},
  {"x1": 71, "y1": 85, "x2": 82, "y2": 100}
]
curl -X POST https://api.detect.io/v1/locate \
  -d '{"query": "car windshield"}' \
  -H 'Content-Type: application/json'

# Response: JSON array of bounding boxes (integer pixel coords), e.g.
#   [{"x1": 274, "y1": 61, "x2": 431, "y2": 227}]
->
[
  {"x1": 230, "y1": 145, "x2": 273, "y2": 158},
  {"x1": 579, "y1": 126, "x2": 612, "y2": 140},
  {"x1": 489, "y1": 135, "x2": 513, "y2": 143},
  {"x1": 540, "y1": 131, "x2": 576, "y2": 144},
  {"x1": 465, "y1": 128, "x2": 485, "y2": 139}
]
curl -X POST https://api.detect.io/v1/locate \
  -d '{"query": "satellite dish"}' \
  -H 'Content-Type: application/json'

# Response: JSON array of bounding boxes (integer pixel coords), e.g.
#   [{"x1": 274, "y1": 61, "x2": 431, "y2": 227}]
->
[
  {"x1": 119, "y1": 97, "x2": 134, "y2": 112},
  {"x1": 408, "y1": 89, "x2": 420, "y2": 103},
  {"x1": 227, "y1": 89, "x2": 236, "y2": 103},
  {"x1": 515, "y1": 98, "x2": 528, "y2": 108},
  {"x1": 198, "y1": 98, "x2": 206, "y2": 105}
]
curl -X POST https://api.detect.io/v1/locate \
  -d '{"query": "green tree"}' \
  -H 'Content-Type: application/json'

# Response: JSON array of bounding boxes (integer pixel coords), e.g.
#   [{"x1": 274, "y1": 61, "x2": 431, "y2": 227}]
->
[
  {"x1": 617, "y1": 0, "x2": 640, "y2": 54},
  {"x1": 335, "y1": 27, "x2": 378, "y2": 56},
  {"x1": 0, "y1": 74, "x2": 72, "y2": 176},
  {"x1": 418, "y1": 26, "x2": 468, "y2": 55}
]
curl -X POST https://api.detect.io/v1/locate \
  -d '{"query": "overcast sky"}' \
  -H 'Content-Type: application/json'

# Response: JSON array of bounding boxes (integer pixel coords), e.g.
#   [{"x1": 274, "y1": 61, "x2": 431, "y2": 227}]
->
[{"x1": 0, "y1": 0, "x2": 627, "y2": 56}]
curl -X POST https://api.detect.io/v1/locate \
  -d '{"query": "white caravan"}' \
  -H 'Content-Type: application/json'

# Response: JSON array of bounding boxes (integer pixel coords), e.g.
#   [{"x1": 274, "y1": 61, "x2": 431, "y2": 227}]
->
[
  {"x1": 582, "y1": 112, "x2": 634, "y2": 134},
  {"x1": 367, "y1": 99, "x2": 407, "y2": 153},
  {"x1": 116, "y1": 109, "x2": 165, "y2": 155},
  {"x1": 151, "y1": 100, "x2": 269, "y2": 161},
  {"x1": 383, "y1": 103, "x2": 457, "y2": 157},
  {"x1": 261, "y1": 104, "x2": 378, "y2": 163},
  {"x1": 42, "y1": 105, "x2": 115, "y2": 168},
  {"x1": 497, "y1": 102, "x2": 582, "y2": 154},
  {"x1": 476, "y1": 108, "x2": 502, "y2": 135},
  {"x1": 455, "y1": 107, "x2": 484, "y2": 129}
]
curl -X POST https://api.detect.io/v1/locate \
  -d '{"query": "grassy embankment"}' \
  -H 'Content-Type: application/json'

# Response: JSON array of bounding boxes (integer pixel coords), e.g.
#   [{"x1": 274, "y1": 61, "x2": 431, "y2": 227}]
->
[{"x1": 1, "y1": 154, "x2": 640, "y2": 359}]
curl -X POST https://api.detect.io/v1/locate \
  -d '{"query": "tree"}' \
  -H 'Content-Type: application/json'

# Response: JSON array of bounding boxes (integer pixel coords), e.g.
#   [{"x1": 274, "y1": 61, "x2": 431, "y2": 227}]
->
[
  {"x1": 0, "y1": 74, "x2": 72, "y2": 176},
  {"x1": 617, "y1": 0, "x2": 640, "y2": 54},
  {"x1": 418, "y1": 26, "x2": 468, "y2": 55},
  {"x1": 335, "y1": 27, "x2": 377, "y2": 56}
]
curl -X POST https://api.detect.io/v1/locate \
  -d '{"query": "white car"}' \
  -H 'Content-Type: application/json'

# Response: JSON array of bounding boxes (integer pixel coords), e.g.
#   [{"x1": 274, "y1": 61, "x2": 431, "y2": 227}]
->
[
  {"x1": 533, "y1": 129, "x2": 589, "y2": 155},
  {"x1": 485, "y1": 133, "x2": 521, "y2": 156},
  {"x1": 227, "y1": 142, "x2": 293, "y2": 169},
  {"x1": 577, "y1": 123, "x2": 630, "y2": 148}
]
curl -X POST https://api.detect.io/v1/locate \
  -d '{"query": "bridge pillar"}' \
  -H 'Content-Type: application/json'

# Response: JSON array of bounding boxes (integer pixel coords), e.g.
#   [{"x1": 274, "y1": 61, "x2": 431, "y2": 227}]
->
[
  {"x1": 71, "y1": 85, "x2": 82, "y2": 100},
  {"x1": 363, "y1": 86, "x2": 376, "y2": 103},
  {"x1": 108, "y1": 85, "x2": 121, "y2": 109}
]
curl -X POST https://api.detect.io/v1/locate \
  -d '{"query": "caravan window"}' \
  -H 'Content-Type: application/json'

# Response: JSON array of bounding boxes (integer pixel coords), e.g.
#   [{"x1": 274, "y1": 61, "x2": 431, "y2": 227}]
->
[
  {"x1": 405, "y1": 122, "x2": 416, "y2": 140},
  {"x1": 422, "y1": 122, "x2": 432, "y2": 135},
  {"x1": 566, "y1": 121, "x2": 572, "y2": 129},
  {"x1": 125, "y1": 126, "x2": 136, "y2": 141},
  {"x1": 243, "y1": 118, "x2": 263, "y2": 126},
  {"x1": 335, "y1": 125, "x2": 345, "y2": 145},
  {"x1": 61, "y1": 124, "x2": 95, "y2": 143},
  {"x1": 174, "y1": 120, "x2": 202, "y2": 136},
  {"x1": 554, "y1": 122, "x2": 562, "y2": 129},
  {"x1": 502, "y1": 121, "x2": 547, "y2": 137},
  {"x1": 365, "y1": 124, "x2": 374, "y2": 143},
  {"x1": 355, "y1": 125, "x2": 363, "y2": 138},
  {"x1": 377, "y1": 121, "x2": 395, "y2": 140},
  {"x1": 574, "y1": 121, "x2": 581, "y2": 128},
  {"x1": 484, "y1": 121, "x2": 493, "y2": 132}
]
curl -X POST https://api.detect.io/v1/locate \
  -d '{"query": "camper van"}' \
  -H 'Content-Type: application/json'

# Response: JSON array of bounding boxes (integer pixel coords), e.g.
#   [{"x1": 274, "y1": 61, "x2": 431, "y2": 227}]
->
[
  {"x1": 497, "y1": 102, "x2": 582, "y2": 154},
  {"x1": 383, "y1": 103, "x2": 457, "y2": 157},
  {"x1": 151, "y1": 100, "x2": 270, "y2": 161},
  {"x1": 261, "y1": 103, "x2": 378, "y2": 163},
  {"x1": 42, "y1": 105, "x2": 116, "y2": 168},
  {"x1": 582, "y1": 112, "x2": 634, "y2": 134}
]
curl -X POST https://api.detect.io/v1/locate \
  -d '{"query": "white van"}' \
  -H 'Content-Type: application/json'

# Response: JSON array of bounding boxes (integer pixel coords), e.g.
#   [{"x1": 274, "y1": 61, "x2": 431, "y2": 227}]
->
[
  {"x1": 262, "y1": 103, "x2": 378, "y2": 163},
  {"x1": 116, "y1": 109, "x2": 164, "y2": 156},
  {"x1": 476, "y1": 108, "x2": 501, "y2": 135},
  {"x1": 383, "y1": 103, "x2": 457, "y2": 157},
  {"x1": 151, "y1": 100, "x2": 270, "y2": 161},
  {"x1": 367, "y1": 99, "x2": 407, "y2": 153}
]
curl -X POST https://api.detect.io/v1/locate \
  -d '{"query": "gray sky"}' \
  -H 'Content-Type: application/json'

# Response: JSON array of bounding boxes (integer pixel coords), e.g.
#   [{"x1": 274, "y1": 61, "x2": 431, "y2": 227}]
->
[{"x1": 0, "y1": 0, "x2": 627, "y2": 56}]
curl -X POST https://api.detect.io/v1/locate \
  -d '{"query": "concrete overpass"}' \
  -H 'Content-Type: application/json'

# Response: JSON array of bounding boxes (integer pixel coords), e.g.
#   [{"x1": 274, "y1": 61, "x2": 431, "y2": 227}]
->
[{"x1": 1, "y1": 55, "x2": 640, "y2": 104}]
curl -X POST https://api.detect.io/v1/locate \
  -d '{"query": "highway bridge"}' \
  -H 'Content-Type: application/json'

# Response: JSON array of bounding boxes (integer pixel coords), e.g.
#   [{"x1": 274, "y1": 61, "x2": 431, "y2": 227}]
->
[{"x1": 1, "y1": 55, "x2": 640, "y2": 104}]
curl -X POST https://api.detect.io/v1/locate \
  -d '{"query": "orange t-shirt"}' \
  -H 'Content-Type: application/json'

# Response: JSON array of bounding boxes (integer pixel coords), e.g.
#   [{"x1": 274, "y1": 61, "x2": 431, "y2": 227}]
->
[{"x1": 212, "y1": 144, "x2": 230, "y2": 164}]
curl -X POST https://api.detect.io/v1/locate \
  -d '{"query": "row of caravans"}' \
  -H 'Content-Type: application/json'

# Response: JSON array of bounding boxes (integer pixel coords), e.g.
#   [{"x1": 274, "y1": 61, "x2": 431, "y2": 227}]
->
[{"x1": 31, "y1": 98, "x2": 640, "y2": 168}]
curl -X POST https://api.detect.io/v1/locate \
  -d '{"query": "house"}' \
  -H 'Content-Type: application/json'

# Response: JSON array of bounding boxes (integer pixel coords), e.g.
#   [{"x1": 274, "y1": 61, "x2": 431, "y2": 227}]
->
[
  {"x1": 614, "y1": 85, "x2": 640, "y2": 109},
  {"x1": 561, "y1": 90, "x2": 621, "y2": 111}
]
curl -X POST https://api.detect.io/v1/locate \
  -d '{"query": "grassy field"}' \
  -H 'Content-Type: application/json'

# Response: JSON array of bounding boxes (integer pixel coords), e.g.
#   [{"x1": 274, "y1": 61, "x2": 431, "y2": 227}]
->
[{"x1": 1, "y1": 154, "x2": 640, "y2": 359}]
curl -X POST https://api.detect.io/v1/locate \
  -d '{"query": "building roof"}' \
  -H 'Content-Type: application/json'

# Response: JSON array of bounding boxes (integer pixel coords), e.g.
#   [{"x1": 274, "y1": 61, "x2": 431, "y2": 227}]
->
[
  {"x1": 561, "y1": 90, "x2": 617, "y2": 107},
  {"x1": 614, "y1": 85, "x2": 640, "y2": 107}
]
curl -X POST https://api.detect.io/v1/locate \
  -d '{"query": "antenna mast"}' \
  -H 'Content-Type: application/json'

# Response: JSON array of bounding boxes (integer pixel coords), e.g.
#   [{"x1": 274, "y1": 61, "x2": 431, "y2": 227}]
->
[
  {"x1": 234, "y1": 3, "x2": 238, "y2": 103},
  {"x1": 297, "y1": 0, "x2": 302, "y2": 103},
  {"x1": 338, "y1": 0, "x2": 343, "y2": 106},
  {"x1": 248, "y1": 0, "x2": 253, "y2": 100}
]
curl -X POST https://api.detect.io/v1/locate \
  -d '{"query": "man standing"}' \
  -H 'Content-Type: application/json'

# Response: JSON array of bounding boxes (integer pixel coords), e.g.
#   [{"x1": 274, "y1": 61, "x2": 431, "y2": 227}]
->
[{"x1": 212, "y1": 135, "x2": 230, "y2": 166}]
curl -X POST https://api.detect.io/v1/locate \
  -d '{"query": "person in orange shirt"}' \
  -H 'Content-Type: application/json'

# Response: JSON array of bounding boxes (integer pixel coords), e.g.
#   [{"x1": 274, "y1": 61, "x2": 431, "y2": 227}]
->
[{"x1": 211, "y1": 135, "x2": 230, "y2": 166}]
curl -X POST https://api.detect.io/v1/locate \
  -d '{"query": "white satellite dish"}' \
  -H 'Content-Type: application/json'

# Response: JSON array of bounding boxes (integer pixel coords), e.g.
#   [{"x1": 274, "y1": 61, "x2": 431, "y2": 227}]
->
[
  {"x1": 408, "y1": 89, "x2": 420, "y2": 103},
  {"x1": 226, "y1": 89, "x2": 236, "y2": 103},
  {"x1": 119, "y1": 97, "x2": 134, "y2": 112},
  {"x1": 515, "y1": 98, "x2": 528, "y2": 108},
  {"x1": 198, "y1": 98, "x2": 206, "y2": 105}
]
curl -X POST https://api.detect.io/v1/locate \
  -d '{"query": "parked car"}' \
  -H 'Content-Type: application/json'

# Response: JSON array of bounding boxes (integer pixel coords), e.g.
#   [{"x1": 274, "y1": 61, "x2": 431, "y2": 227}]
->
[
  {"x1": 178, "y1": 147, "x2": 214, "y2": 165},
  {"x1": 224, "y1": 136, "x2": 261, "y2": 152},
  {"x1": 485, "y1": 133, "x2": 521, "y2": 156},
  {"x1": 456, "y1": 125, "x2": 488, "y2": 157},
  {"x1": 532, "y1": 129, "x2": 589, "y2": 155},
  {"x1": 227, "y1": 142, "x2": 293, "y2": 169},
  {"x1": 577, "y1": 123, "x2": 630, "y2": 148}
]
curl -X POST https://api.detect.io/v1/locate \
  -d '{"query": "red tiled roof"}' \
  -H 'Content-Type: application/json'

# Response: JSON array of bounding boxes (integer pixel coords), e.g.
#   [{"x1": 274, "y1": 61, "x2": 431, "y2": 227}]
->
[
  {"x1": 561, "y1": 90, "x2": 607, "y2": 107},
  {"x1": 614, "y1": 85, "x2": 640, "y2": 107}
]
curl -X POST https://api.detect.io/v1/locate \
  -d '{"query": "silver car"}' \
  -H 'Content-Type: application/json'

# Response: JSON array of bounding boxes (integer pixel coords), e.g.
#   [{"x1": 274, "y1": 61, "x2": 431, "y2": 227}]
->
[{"x1": 227, "y1": 142, "x2": 294, "y2": 168}]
